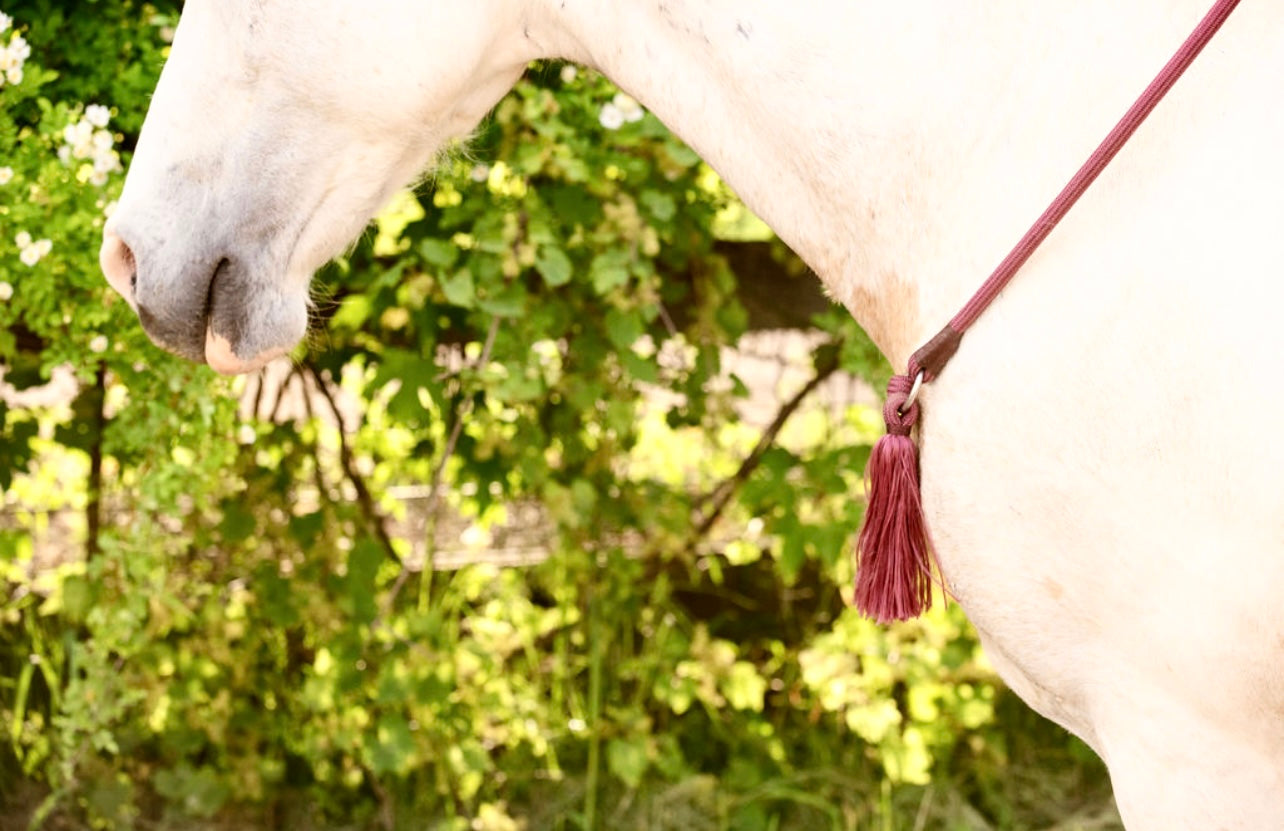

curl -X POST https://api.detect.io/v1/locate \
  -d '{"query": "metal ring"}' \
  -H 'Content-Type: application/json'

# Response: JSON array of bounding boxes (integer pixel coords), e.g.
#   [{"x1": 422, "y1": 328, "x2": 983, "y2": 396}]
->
[{"x1": 901, "y1": 370, "x2": 925, "y2": 413}]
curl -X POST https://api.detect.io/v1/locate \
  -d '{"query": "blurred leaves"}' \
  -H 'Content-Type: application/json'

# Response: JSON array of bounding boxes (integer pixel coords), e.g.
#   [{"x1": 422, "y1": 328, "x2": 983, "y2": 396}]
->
[{"x1": 0, "y1": 5, "x2": 1116, "y2": 831}]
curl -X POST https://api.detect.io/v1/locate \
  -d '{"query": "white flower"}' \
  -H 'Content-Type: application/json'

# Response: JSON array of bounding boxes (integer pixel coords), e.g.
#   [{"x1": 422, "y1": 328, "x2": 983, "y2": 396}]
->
[
  {"x1": 470, "y1": 163, "x2": 490, "y2": 183},
  {"x1": 57, "y1": 117, "x2": 120, "y2": 187},
  {"x1": 0, "y1": 31, "x2": 27, "y2": 85},
  {"x1": 10, "y1": 33, "x2": 28, "y2": 61},
  {"x1": 103, "y1": 200, "x2": 118, "y2": 218},
  {"x1": 69, "y1": 121, "x2": 94, "y2": 158},
  {"x1": 89, "y1": 335, "x2": 109, "y2": 354},
  {"x1": 93, "y1": 154, "x2": 119, "y2": 175},
  {"x1": 559, "y1": 64, "x2": 577, "y2": 84},
  {"x1": 85, "y1": 104, "x2": 111, "y2": 128},
  {"x1": 0, "y1": 282, "x2": 11, "y2": 301},
  {"x1": 15, "y1": 234, "x2": 51, "y2": 266},
  {"x1": 630, "y1": 333, "x2": 656, "y2": 359},
  {"x1": 459, "y1": 523, "x2": 492, "y2": 549},
  {"x1": 237, "y1": 424, "x2": 257, "y2": 445},
  {"x1": 0, "y1": 13, "x2": 12, "y2": 34},
  {"x1": 598, "y1": 103, "x2": 625, "y2": 130},
  {"x1": 612, "y1": 93, "x2": 645, "y2": 123},
  {"x1": 0, "y1": 166, "x2": 11, "y2": 185},
  {"x1": 657, "y1": 334, "x2": 697, "y2": 372},
  {"x1": 530, "y1": 338, "x2": 562, "y2": 369}
]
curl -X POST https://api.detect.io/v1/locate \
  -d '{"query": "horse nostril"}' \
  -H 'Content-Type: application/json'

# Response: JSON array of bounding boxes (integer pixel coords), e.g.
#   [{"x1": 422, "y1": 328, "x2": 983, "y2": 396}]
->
[{"x1": 99, "y1": 231, "x2": 138, "y2": 307}]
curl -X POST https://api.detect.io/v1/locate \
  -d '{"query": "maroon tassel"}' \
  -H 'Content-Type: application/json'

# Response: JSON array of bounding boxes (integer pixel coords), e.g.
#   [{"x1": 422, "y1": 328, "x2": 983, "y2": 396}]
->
[{"x1": 855, "y1": 373, "x2": 933, "y2": 623}]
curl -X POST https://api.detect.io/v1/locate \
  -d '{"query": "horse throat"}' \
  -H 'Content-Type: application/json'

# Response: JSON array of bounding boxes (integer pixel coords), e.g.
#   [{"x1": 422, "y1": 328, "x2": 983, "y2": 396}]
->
[{"x1": 529, "y1": 0, "x2": 1219, "y2": 367}]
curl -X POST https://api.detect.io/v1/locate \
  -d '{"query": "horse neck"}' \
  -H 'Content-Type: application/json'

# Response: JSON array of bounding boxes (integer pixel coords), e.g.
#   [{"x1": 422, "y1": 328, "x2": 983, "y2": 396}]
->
[{"x1": 532, "y1": 0, "x2": 1213, "y2": 365}]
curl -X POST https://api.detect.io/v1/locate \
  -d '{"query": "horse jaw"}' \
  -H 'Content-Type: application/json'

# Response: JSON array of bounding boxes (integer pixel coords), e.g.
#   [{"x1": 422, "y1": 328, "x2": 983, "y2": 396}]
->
[{"x1": 103, "y1": 0, "x2": 533, "y2": 372}]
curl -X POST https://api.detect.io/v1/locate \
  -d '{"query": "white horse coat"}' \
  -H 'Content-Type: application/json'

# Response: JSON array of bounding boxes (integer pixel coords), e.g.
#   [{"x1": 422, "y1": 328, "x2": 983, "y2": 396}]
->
[{"x1": 100, "y1": 2, "x2": 1284, "y2": 827}]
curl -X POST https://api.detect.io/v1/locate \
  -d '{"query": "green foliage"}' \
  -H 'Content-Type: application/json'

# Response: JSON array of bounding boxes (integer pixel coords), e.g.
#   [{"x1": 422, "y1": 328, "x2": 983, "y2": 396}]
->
[{"x1": 0, "y1": 6, "x2": 1117, "y2": 831}]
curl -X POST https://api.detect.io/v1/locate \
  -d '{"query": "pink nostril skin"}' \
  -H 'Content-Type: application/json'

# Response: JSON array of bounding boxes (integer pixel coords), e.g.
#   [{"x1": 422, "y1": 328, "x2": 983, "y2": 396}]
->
[{"x1": 99, "y1": 231, "x2": 137, "y2": 308}]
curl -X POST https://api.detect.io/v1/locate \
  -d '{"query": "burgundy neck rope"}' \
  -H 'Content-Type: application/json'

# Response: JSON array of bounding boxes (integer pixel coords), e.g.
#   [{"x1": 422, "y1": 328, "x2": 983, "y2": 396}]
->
[{"x1": 855, "y1": 0, "x2": 1242, "y2": 623}]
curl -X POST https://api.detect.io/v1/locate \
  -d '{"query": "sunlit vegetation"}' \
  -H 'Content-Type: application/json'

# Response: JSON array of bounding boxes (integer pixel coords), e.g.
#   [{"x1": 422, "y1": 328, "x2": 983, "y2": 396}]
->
[{"x1": 0, "y1": 3, "x2": 1118, "y2": 828}]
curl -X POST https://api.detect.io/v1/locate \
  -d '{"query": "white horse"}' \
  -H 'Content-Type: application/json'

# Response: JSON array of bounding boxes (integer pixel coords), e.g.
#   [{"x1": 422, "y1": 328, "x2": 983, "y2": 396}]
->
[{"x1": 100, "y1": 2, "x2": 1284, "y2": 827}]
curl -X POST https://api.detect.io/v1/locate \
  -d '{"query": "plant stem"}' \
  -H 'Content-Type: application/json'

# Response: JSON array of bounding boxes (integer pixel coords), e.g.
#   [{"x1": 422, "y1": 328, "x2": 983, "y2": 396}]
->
[
  {"x1": 584, "y1": 563, "x2": 605, "y2": 831},
  {"x1": 85, "y1": 362, "x2": 106, "y2": 560}
]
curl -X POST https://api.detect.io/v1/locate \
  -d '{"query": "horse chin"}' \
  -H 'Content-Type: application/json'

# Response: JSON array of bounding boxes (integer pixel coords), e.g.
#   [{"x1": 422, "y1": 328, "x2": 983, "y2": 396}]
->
[
  {"x1": 201, "y1": 258, "x2": 308, "y2": 375},
  {"x1": 205, "y1": 330, "x2": 290, "y2": 375}
]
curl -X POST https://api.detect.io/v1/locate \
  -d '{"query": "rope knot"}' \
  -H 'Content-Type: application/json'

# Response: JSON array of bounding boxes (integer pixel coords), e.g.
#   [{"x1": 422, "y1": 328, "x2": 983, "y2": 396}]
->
[{"x1": 882, "y1": 373, "x2": 920, "y2": 436}]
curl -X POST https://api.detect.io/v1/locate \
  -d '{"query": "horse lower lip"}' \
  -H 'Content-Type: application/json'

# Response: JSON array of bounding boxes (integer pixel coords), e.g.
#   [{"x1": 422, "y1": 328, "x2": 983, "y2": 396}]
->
[
  {"x1": 197, "y1": 257, "x2": 236, "y2": 362},
  {"x1": 136, "y1": 301, "x2": 209, "y2": 362},
  {"x1": 205, "y1": 257, "x2": 230, "y2": 322},
  {"x1": 132, "y1": 258, "x2": 234, "y2": 364}
]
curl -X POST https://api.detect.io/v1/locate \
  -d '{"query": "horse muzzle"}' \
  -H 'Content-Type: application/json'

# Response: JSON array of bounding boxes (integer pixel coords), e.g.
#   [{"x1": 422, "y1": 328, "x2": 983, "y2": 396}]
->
[{"x1": 100, "y1": 227, "x2": 303, "y2": 374}]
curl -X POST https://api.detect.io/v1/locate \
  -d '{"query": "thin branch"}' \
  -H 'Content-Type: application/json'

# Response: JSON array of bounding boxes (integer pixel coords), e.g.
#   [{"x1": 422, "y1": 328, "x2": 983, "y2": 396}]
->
[
  {"x1": 266, "y1": 364, "x2": 298, "y2": 424},
  {"x1": 429, "y1": 314, "x2": 501, "y2": 519},
  {"x1": 250, "y1": 366, "x2": 266, "y2": 420},
  {"x1": 655, "y1": 301, "x2": 679, "y2": 337},
  {"x1": 686, "y1": 338, "x2": 842, "y2": 548},
  {"x1": 302, "y1": 360, "x2": 397, "y2": 562},
  {"x1": 383, "y1": 315, "x2": 502, "y2": 613}
]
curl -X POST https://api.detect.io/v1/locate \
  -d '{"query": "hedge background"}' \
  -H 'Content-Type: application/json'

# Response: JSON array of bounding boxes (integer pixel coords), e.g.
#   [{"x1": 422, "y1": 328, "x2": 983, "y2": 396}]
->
[{"x1": 0, "y1": 3, "x2": 1119, "y2": 829}]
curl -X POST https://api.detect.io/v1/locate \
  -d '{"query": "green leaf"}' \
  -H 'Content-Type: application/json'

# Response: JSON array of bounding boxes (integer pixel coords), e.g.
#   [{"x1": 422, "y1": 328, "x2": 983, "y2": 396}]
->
[
  {"x1": 618, "y1": 349, "x2": 659, "y2": 384},
  {"x1": 845, "y1": 699, "x2": 902, "y2": 744},
  {"x1": 368, "y1": 714, "x2": 417, "y2": 776},
  {"x1": 348, "y1": 537, "x2": 385, "y2": 585},
  {"x1": 440, "y1": 269, "x2": 476, "y2": 307},
  {"x1": 420, "y1": 237, "x2": 460, "y2": 268},
  {"x1": 331, "y1": 294, "x2": 372, "y2": 330},
  {"x1": 639, "y1": 189, "x2": 676, "y2": 222},
  {"x1": 478, "y1": 281, "x2": 527, "y2": 316},
  {"x1": 778, "y1": 530, "x2": 806, "y2": 583},
  {"x1": 287, "y1": 511, "x2": 325, "y2": 547},
  {"x1": 663, "y1": 142, "x2": 702, "y2": 169},
  {"x1": 607, "y1": 736, "x2": 649, "y2": 789},
  {"x1": 254, "y1": 569, "x2": 300, "y2": 627},
  {"x1": 723, "y1": 662, "x2": 767, "y2": 712},
  {"x1": 60, "y1": 575, "x2": 94, "y2": 623},
  {"x1": 570, "y1": 478, "x2": 598, "y2": 514},
  {"x1": 590, "y1": 250, "x2": 631, "y2": 294},
  {"x1": 346, "y1": 537, "x2": 385, "y2": 624},
  {"x1": 549, "y1": 185, "x2": 602, "y2": 225},
  {"x1": 604, "y1": 308, "x2": 644, "y2": 350},
  {"x1": 535, "y1": 245, "x2": 573, "y2": 287},
  {"x1": 219, "y1": 503, "x2": 257, "y2": 543},
  {"x1": 153, "y1": 764, "x2": 231, "y2": 819}
]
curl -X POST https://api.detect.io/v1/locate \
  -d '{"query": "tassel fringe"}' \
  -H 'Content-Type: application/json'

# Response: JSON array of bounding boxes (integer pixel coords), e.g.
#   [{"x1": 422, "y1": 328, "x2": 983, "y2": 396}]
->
[{"x1": 855, "y1": 374, "x2": 934, "y2": 623}]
